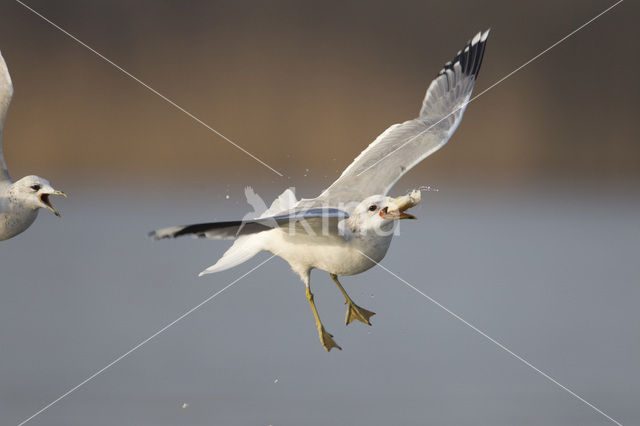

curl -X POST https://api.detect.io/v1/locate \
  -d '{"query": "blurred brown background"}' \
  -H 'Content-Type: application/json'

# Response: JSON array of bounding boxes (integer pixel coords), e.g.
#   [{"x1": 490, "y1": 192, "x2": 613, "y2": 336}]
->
[{"x1": 0, "y1": 0, "x2": 637, "y2": 187}]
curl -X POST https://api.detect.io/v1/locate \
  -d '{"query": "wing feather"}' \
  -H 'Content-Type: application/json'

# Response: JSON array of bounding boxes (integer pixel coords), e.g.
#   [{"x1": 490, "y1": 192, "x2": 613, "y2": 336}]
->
[
  {"x1": 315, "y1": 30, "x2": 489, "y2": 205},
  {"x1": 0, "y1": 52, "x2": 14, "y2": 182},
  {"x1": 149, "y1": 208, "x2": 349, "y2": 240}
]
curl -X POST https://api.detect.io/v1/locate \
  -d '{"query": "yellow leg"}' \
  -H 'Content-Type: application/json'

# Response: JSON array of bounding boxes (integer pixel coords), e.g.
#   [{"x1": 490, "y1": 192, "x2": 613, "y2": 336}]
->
[
  {"x1": 330, "y1": 274, "x2": 375, "y2": 326},
  {"x1": 306, "y1": 286, "x2": 341, "y2": 351}
]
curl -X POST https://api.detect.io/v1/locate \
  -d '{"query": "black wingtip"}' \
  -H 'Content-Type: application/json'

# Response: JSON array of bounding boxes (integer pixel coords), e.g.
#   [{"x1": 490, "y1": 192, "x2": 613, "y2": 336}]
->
[{"x1": 437, "y1": 29, "x2": 490, "y2": 80}]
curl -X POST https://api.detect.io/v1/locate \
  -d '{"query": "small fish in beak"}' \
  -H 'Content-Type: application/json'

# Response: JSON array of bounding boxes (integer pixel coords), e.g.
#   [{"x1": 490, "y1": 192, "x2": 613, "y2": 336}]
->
[
  {"x1": 380, "y1": 189, "x2": 421, "y2": 220},
  {"x1": 40, "y1": 190, "x2": 67, "y2": 217}
]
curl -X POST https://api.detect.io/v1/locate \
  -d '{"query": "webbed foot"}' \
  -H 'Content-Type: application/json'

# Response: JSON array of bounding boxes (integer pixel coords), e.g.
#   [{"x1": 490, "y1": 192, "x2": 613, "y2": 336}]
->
[
  {"x1": 345, "y1": 301, "x2": 376, "y2": 326},
  {"x1": 317, "y1": 326, "x2": 342, "y2": 351}
]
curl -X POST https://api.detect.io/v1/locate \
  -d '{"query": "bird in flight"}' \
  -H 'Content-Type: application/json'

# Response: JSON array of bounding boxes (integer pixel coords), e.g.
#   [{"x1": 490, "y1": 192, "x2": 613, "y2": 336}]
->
[
  {"x1": 151, "y1": 30, "x2": 489, "y2": 351},
  {"x1": 0, "y1": 52, "x2": 66, "y2": 242}
]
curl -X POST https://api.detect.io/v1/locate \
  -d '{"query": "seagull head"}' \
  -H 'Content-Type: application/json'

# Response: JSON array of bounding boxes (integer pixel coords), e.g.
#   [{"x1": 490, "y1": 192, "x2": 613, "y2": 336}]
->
[
  {"x1": 348, "y1": 190, "x2": 420, "y2": 235},
  {"x1": 11, "y1": 175, "x2": 67, "y2": 217}
]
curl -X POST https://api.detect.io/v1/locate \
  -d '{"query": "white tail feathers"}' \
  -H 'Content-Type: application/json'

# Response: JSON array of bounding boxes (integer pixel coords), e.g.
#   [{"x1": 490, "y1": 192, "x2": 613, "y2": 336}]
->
[{"x1": 198, "y1": 235, "x2": 264, "y2": 276}]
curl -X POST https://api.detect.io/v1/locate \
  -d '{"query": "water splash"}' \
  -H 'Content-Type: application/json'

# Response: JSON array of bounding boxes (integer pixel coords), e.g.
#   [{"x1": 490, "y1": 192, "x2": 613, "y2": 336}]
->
[{"x1": 418, "y1": 185, "x2": 439, "y2": 193}]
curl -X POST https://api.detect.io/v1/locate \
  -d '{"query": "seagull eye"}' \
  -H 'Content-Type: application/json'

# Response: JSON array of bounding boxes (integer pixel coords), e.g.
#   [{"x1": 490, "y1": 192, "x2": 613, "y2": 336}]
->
[
  {"x1": 368, "y1": 204, "x2": 377, "y2": 211},
  {"x1": 30, "y1": 184, "x2": 41, "y2": 191}
]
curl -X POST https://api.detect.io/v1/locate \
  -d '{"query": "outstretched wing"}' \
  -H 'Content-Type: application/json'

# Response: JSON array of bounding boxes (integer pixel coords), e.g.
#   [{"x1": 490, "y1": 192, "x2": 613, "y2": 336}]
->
[
  {"x1": 316, "y1": 30, "x2": 489, "y2": 205},
  {"x1": 150, "y1": 208, "x2": 349, "y2": 240},
  {"x1": 0, "y1": 52, "x2": 14, "y2": 182}
]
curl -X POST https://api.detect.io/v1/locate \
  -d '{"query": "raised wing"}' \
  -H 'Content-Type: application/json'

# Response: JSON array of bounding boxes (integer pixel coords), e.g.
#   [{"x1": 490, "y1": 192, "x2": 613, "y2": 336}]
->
[
  {"x1": 150, "y1": 208, "x2": 349, "y2": 240},
  {"x1": 316, "y1": 30, "x2": 489, "y2": 205},
  {"x1": 0, "y1": 52, "x2": 14, "y2": 182}
]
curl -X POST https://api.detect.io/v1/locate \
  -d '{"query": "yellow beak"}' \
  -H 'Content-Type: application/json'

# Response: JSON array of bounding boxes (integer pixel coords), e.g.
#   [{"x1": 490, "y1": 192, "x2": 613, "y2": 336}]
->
[
  {"x1": 380, "y1": 190, "x2": 421, "y2": 220},
  {"x1": 40, "y1": 190, "x2": 67, "y2": 217}
]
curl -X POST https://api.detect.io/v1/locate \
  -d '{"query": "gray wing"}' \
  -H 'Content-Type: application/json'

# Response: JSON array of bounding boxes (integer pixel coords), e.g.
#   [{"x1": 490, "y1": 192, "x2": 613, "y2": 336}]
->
[
  {"x1": 150, "y1": 208, "x2": 349, "y2": 240},
  {"x1": 0, "y1": 52, "x2": 14, "y2": 182},
  {"x1": 316, "y1": 30, "x2": 489, "y2": 205}
]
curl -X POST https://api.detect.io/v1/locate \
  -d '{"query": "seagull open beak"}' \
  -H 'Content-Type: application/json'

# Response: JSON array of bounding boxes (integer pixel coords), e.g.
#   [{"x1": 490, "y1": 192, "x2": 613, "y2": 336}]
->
[
  {"x1": 40, "y1": 190, "x2": 67, "y2": 217},
  {"x1": 380, "y1": 190, "x2": 421, "y2": 220}
]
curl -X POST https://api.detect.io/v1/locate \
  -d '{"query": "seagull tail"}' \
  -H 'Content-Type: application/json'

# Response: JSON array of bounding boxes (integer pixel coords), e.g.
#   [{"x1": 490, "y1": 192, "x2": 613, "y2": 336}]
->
[{"x1": 198, "y1": 235, "x2": 264, "y2": 276}]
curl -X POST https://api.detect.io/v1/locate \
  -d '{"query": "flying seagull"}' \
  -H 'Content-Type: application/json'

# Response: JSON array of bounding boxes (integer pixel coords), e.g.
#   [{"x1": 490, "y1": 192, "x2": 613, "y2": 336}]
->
[
  {"x1": 0, "y1": 52, "x2": 66, "y2": 241},
  {"x1": 151, "y1": 30, "x2": 489, "y2": 351}
]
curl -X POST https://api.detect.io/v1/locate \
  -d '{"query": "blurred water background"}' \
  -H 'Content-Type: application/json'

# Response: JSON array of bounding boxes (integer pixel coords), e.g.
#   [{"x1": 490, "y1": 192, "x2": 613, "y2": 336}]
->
[
  {"x1": 1, "y1": 180, "x2": 638, "y2": 425},
  {"x1": 0, "y1": 0, "x2": 638, "y2": 425}
]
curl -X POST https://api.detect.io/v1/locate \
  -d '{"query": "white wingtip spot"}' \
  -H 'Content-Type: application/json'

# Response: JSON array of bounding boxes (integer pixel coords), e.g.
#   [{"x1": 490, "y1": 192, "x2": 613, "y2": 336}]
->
[
  {"x1": 151, "y1": 225, "x2": 184, "y2": 239},
  {"x1": 471, "y1": 31, "x2": 481, "y2": 45},
  {"x1": 481, "y1": 29, "x2": 490, "y2": 42}
]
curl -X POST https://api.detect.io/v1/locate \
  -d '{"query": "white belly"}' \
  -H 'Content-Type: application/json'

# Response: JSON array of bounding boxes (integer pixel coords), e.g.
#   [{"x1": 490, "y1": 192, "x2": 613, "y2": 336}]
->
[{"x1": 264, "y1": 229, "x2": 393, "y2": 276}]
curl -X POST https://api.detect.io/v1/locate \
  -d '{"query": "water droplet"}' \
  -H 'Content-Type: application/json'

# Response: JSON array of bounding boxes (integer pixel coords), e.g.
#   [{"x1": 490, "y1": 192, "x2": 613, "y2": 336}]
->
[
  {"x1": 225, "y1": 194, "x2": 230, "y2": 199},
  {"x1": 419, "y1": 185, "x2": 439, "y2": 192}
]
